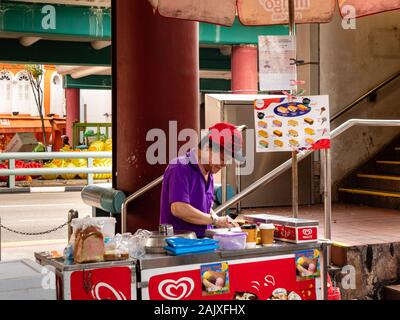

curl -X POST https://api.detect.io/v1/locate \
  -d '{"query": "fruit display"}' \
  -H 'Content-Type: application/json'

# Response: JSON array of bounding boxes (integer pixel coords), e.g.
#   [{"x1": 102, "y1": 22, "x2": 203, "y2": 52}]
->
[
  {"x1": 93, "y1": 158, "x2": 112, "y2": 180},
  {"x1": 0, "y1": 160, "x2": 43, "y2": 182},
  {"x1": 39, "y1": 139, "x2": 112, "y2": 180},
  {"x1": 88, "y1": 141, "x2": 106, "y2": 152},
  {"x1": 0, "y1": 139, "x2": 113, "y2": 182}
]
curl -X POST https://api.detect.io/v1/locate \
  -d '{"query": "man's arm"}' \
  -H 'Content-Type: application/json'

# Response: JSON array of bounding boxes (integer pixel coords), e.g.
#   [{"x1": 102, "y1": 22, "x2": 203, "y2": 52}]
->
[{"x1": 171, "y1": 202, "x2": 234, "y2": 228}]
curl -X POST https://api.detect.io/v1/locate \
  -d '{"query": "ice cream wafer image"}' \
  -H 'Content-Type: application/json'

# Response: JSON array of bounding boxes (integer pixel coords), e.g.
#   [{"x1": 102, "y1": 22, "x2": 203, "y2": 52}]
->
[
  {"x1": 288, "y1": 120, "x2": 298, "y2": 127},
  {"x1": 274, "y1": 140, "x2": 284, "y2": 147},
  {"x1": 258, "y1": 130, "x2": 269, "y2": 139},
  {"x1": 272, "y1": 119, "x2": 282, "y2": 127},
  {"x1": 288, "y1": 129, "x2": 298, "y2": 137},
  {"x1": 258, "y1": 121, "x2": 268, "y2": 128},
  {"x1": 297, "y1": 104, "x2": 309, "y2": 111},
  {"x1": 259, "y1": 140, "x2": 269, "y2": 148},
  {"x1": 305, "y1": 128, "x2": 315, "y2": 135},
  {"x1": 304, "y1": 118, "x2": 314, "y2": 125},
  {"x1": 273, "y1": 130, "x2": 283, "y2": 137},
  {"x1": 277, "y1": 107, "x2": 289, "y2": 114}
]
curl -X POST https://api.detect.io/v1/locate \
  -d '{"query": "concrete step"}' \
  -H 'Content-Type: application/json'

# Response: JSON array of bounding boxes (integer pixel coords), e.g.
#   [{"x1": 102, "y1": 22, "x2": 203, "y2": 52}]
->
[
  {"x1": 382, "y1": 284, "x2": 400, "y2": 300},
  {"x1": 357, "y1": 174, "x2": 400, "y2": 192},
  {"x1": 376, "y1": 161, "x2": 400, "y2": 175},
  {"x1": 338, "y1": 187, "x2": 400, "y2": 209}
]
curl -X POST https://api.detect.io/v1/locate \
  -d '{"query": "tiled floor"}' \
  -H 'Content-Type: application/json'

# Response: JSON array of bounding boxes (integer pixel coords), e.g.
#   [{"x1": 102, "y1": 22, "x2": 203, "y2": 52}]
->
[{"x1": 240, "y1": 203, "x2": 400, "y2": 246}]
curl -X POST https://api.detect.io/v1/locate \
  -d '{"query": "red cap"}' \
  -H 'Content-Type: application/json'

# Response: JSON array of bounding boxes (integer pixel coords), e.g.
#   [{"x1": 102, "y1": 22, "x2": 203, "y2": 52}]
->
[{"x1": 206, "y1": 122, "x2": 245, "y2": 163}]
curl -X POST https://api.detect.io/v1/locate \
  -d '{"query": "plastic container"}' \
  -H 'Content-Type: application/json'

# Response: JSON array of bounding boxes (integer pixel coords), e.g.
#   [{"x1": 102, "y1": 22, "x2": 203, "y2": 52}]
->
[
  {"x1": 71, "y1": 217, "x2": 116, "y2": 239},
  {"x1": 241, "y1": 224, "x2": 257, "y2": 248},
  {"x1": 214, "y1": 232, "x2": 247, "y2": 251}
]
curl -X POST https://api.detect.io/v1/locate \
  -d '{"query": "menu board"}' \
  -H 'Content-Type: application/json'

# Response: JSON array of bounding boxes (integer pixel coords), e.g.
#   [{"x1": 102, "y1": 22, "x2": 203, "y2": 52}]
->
[
  {"x1": 258, "y1": 35, "x2": 297, "y2": 91},
  {"x1": 254, "y1": 96, "x2": 330, "y2": 153}
]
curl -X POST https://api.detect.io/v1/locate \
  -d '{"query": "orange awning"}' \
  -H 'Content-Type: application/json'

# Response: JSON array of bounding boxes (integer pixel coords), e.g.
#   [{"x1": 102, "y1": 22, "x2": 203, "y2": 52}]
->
[
  {"x1": 339, "y1": 0, "x2": 400, "y2": 18},
  {"x1": 147, "y1": 0, "x2": 399, "y2": 26}
]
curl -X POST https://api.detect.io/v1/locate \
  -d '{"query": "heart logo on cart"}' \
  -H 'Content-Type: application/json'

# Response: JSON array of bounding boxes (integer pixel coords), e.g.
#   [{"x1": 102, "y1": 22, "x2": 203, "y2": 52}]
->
[
  {"x1": 302, "y1": 229, "x2": 313, "y2": 236},
  {"x1": 158, "y1": 277, "x2": 195, "y2": 300},
  {"x1": 91, "y1": 282, "x2": 127, "y2": 300}
]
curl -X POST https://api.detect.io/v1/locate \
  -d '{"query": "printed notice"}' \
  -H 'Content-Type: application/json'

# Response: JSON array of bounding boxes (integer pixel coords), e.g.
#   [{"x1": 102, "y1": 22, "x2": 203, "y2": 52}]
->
[{"x1": 259, "y1": 35, "x2": 297, "y2": 91}]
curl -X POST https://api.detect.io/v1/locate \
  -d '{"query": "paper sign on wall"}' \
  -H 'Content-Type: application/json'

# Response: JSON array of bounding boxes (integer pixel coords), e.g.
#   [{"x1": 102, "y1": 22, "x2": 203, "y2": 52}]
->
[
  {"x1": 254, "y1": 96, "x2": 330, "y2": 153},
  {"x1": 259, "y1": 35, "x2": 297, "y2": 91}
]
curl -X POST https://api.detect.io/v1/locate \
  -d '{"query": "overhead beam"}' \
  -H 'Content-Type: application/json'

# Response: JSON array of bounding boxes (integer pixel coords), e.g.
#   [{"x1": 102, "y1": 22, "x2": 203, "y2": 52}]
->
[
  {"x1": 0, "y1": 1, "x2": 111, "y2": 41},
  {"x1": 12, "y1": 0, "x2": 111, "y2": 7},
  {"x1": 0, "y1": 39, "x2": 111, "y2": 66}
]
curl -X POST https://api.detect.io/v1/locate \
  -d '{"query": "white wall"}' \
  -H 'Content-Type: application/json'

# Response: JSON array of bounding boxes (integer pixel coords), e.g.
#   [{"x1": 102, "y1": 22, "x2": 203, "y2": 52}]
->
[
  {"x1": 320, "y1": 10, "x2": 400, "y2": 198},
  {"x1": 79, "y1": 89, "x2": 112, "y2": 140}
]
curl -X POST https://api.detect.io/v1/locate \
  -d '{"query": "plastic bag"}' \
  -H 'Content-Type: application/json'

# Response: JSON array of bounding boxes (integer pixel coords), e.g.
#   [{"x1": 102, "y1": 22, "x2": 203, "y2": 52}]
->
[
  {"x1": 70, "y1": 217, "x2": 105, "y2": 264},
  {"x1": 128, "y1": 229, "x2": 151, "y2": 259},
  {"x1": 104, "y1": 233, "x2": 131, "y2": 261}
]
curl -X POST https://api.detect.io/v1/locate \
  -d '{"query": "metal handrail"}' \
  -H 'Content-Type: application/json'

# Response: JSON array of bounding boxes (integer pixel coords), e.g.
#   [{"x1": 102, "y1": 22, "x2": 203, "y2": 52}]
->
[
  {"x1": 120, "y1": 125, "x2": 248, "y2": 233},
  {"x1": 331, "y1": 70, "x2": 400, "y2": 121},
  {"x1": 0, "y1": 151, "x2": 112, "y2": 160},
  {"x1": 0, "y1": 151, "x2": 112, "y2": 187},
  {"x1": 214, "y1": 119, "x2": 400, "y2": 215},
  {"x1": 121, "y1": 175, "x2": 164, "y2": 233}
]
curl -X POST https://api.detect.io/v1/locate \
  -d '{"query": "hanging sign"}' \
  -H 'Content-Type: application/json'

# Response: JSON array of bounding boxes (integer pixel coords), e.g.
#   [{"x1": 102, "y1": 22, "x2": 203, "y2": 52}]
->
[
  {"x1": 258, "y1": 35, "x2": 297, "y2": 91},
  {"x1": 254, "y1": 95, "x2": 330, "y2": 153}
]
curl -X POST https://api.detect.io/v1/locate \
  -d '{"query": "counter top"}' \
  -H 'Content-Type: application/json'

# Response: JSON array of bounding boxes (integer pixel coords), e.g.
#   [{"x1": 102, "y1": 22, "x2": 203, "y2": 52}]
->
[
  {"x1": 136, "y1": 241, "x2": 322, "y2": 270},
  {"x1": 35, "y1": 241, "x2": 322, "y2": 272},
  {"x1": 34, "y1": 252, "x2": 135, "y2": 272}
]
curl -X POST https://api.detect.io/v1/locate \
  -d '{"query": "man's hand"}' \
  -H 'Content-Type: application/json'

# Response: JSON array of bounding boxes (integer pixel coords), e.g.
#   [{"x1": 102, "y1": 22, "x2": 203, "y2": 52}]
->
[{"x1": 215, "y1": 216, "x2": 239, "y2": 228}]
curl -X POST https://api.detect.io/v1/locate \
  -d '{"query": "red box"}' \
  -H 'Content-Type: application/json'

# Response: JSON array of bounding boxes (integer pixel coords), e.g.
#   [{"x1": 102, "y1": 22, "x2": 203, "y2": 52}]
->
[{"x1": 244, "y1": 214, "x2": 319, "y2": 244}]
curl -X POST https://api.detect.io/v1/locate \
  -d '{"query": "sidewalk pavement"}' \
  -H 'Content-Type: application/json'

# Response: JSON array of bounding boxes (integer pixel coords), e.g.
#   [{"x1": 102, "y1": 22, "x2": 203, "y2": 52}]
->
[{"x1": 1, "y1": 239, "x2": 67, "y2": 261}]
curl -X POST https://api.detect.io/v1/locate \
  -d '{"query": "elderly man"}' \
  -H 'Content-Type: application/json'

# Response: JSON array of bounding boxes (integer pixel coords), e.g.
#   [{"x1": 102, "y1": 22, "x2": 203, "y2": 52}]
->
[{"x1": 160, "y1": 122, "x2": 244, "y2": 238}]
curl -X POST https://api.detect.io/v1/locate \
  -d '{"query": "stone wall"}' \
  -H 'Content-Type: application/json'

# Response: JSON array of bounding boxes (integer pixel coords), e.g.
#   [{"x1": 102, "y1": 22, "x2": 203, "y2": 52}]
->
[{"x1": 330, "y1": 242, "x2": 400, "y2": 300}]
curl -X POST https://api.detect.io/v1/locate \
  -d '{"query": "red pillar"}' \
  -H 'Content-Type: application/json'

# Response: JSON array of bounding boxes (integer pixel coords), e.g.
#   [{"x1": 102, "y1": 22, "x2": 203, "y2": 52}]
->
[
  {"x1": 116, "y1": 1, "x2": 199, "y2": 232},
  {"x1": 65, "y1": 88, "x2": 80, "y2": 144},
  {"x1": 231, "y1": 45, "x2": 259, "y2": 94}
]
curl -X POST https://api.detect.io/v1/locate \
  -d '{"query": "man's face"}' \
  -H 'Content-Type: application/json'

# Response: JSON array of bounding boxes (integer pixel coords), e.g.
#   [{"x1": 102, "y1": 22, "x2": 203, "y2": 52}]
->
[{"x1": 200, "y1": 145, "x2": 230, "y2": 174}]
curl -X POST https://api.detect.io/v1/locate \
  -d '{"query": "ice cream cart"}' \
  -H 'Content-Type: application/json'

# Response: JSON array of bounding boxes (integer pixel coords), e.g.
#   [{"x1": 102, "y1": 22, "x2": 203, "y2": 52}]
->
[
  {"x1": 136, "y1": 242, "x2": 327, "y2": 301},
  {"x1": 35, "y1": 252, "x2": 136, "y2": 300},
  {"x1": 35, "y1": 237, "x2": 329, "y2": 301}
]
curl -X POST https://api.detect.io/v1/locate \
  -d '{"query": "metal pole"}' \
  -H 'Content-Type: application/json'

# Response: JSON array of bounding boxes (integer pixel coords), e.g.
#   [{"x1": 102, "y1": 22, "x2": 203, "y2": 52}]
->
[
  {"x1": 236, "y1": 163, "x2": 242, "y2": 213},
  {"x1": 288, "y1": 0, "x2": 299, "y2": 218},
  {"x1": 221, "y1": 167, "x2": 227, "y2": 207},
  {"x1": 321, "y1": 241, "x2": 329, "y2": 300},
  {"x1": 323, "y1": 149, "x2": 332, "y2": 265},
  {"x1": 235, "y1": 125, "x2": 247, "y2": 214},
  {"x1": 292, "y1": 151, "x2": 299, "y2": 218},
  {"x1": 88, "y1": 157, "x2": 94, "y2": 185},
  {"x1": 8, "y1": 159, "x2": 15, "y2": 189},
  {"x1": 288, "y1": 0, "x2": 296, "y2": 36},
  {"x1": 67, "y1": 209, "x2": 79, "y2": 242},
  {"x1": 0, "y1": 216, "x2": 2, "y2": 262}
]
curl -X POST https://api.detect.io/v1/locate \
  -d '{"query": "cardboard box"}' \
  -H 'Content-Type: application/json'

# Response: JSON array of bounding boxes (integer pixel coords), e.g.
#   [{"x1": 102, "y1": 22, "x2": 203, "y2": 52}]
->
[
  {"x1": 244, "y1": 214, "x2": 319, "y2": 244},
  {"x1": 5, "y1": 132, "x2": 38, "y2": 152}
]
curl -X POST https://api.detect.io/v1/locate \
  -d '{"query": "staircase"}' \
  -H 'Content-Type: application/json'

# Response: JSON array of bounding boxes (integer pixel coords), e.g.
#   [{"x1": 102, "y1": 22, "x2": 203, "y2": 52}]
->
[{"x1": 339, "y1": 136, "x2": 400, "y2": 209}]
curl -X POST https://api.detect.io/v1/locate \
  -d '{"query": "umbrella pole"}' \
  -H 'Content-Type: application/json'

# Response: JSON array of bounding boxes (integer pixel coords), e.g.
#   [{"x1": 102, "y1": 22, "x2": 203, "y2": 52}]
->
[{"x1": 288, "y1": 0, "x2": 299, "y2": 219}]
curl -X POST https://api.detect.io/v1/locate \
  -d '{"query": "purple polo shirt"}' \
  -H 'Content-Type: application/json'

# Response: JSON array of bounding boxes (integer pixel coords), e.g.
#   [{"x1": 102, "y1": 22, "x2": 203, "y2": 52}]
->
[{"x1": 160, "y1": 149, "x2": 214, "y2": 238}]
